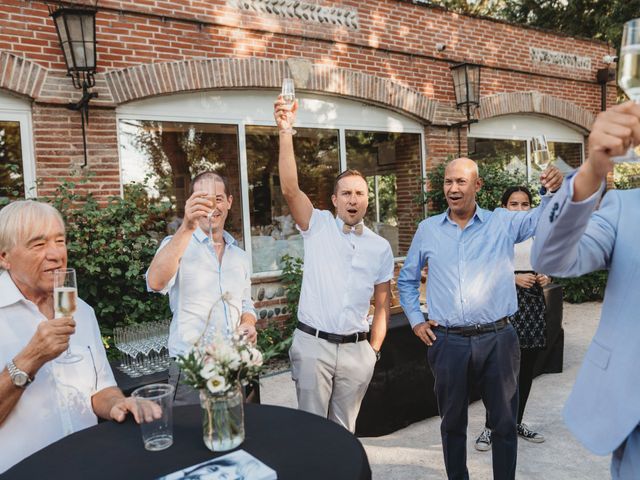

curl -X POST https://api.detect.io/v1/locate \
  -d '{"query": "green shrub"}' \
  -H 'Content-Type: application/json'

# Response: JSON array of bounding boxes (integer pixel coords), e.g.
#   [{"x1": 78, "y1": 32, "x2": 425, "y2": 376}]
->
[
  {"x1": 555, "y1": 271, "x2": 608, "y2": 303},
  {"x1": 42, "y1": 180, "x2": 173, "y2": 346},
  {"x1": 257, "y1": 254, "x2": 302, "y2": 360}
]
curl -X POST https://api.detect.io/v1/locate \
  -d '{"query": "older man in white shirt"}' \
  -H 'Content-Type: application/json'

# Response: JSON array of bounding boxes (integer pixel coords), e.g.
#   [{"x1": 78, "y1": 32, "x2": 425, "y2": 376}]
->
[
  {"x1": 0, "y1": 200, "x2": 154, "y2": 474},
  {"x1": 147, "y1": 172, "x2": 257, "y2": 405},
  {"x1": 274, "y1": 98, "x2": 393, "y2": 433}
]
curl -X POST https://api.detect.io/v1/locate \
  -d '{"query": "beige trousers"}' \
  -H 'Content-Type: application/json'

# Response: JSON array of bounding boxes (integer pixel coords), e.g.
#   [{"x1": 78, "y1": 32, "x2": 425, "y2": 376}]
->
[{"x1": 289, "y1": 328, "x2": 377, "y2": 433}]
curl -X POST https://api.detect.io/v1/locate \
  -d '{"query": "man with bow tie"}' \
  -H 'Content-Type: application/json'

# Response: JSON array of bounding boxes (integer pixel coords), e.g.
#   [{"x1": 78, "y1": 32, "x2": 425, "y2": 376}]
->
[{"x1": 274, "y1": 97, "x2": 394, "y2": 432}]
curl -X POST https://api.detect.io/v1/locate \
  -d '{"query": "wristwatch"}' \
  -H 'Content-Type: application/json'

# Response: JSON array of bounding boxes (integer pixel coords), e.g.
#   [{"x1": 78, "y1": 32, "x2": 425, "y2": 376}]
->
[
  {"x1": 373, "y1": 349, "x2": 381, "y2": 362},
  {"x1": 6, "y1": 360, "x2": 33, "y2": 388}
]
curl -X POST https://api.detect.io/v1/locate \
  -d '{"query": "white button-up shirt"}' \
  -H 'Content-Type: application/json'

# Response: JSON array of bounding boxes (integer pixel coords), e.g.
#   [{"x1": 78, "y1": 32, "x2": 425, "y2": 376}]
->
[
  {"x1": 148, "y1": 229, "x2": 256, "y2": 357},
  {"x1": 297, "y1": 210, "x2": 394, "y2": 335},
  {"x1": 0, "y1": 270, "x2": 116, "y2": 473}
]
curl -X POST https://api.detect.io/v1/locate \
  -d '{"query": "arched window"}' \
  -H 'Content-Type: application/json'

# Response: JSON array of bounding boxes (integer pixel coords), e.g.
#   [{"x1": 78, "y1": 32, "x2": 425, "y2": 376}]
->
[
  {"x1": 468, "y1": 114, "x2": 585, "y2": 182},
  {"x1": 117, "y1": 91, "x2": 426, "y2": 275}
]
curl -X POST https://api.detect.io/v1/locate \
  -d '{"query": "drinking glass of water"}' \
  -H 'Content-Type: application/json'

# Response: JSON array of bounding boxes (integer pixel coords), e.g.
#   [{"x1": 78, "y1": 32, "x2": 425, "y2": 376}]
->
[
  {"x1": 53, "y1": 268, "x2": 83, "y2": 364},
  {"x1": 280, "y1": 78, "x2": 297, "y2": 135},
  {"x1": 614, "y1": 18, "x2": 640, "y2": 162}
]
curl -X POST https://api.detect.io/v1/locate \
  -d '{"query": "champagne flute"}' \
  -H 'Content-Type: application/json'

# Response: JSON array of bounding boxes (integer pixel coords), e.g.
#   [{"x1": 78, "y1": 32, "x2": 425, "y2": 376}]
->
[
  {"x1": 614, "y1": 18, "x2": 640, "y2": 162},
  {"x1": 53, "y1": 268, "x2": 83, "y2": 364},
  {"x1": 531, "y1": 135, "x2": 552, "y2": 170},
  {"x1": 280, "y1": 78, "x2": 297, "y2": 135},
  {"x1": 200, "y1": 175, "x2": 223, "y2": 247}
]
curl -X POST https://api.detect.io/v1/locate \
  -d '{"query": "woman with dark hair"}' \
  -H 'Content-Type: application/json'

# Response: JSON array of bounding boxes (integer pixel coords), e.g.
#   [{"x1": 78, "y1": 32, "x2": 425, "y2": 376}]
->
[{"x1": 475, "y1": 185, "x2": 549, "y2": 452}]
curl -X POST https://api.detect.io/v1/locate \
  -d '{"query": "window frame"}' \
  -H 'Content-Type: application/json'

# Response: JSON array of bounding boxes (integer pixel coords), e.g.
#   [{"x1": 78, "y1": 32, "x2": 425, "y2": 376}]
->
[{"x1": 0, "y1": 93, "x2": 37, "y2": 199}]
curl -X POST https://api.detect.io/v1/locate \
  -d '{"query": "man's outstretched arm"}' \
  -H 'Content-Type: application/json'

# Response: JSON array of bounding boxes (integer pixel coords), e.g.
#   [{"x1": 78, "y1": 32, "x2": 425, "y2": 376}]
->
[{"x1": 274, "y1": 97, "x2": 314, "y2": 231}]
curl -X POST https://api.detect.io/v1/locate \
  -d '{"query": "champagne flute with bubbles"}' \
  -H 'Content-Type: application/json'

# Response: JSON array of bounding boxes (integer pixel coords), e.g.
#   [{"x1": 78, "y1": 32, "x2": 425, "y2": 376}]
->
[
  {"x1": 614, "y1": 18, "x2": 640, "y2": 162},
  {"x1": 280, "y1": 78, "x2": 297, "y2": 135},
  {"x1": 531, "y1": 135, "x2": 551, "y2": 171},
  {"x1": 53, "y1": 268, "x2": 83, "y2": 364}
]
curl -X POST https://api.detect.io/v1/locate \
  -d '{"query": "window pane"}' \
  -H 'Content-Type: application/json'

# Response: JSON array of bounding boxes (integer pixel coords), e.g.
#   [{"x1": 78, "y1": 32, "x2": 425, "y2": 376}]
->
[
  {"x1": 0, "y1": 121, "x2": 24, "y2": 206},
  {"x1": 548, "y1": 141, "x2": 582, "y2": 173},
  {"x1": 118, "y1": 120, "x2": 243, "y2": 243},
  {"x1": 468, "y1": 137, "x2": 528, "y2": 176},
  {"x1": 246, "y1": 126, "x2": 339, "y2": 273},
  {"x1": 346, "y1": 131, "x2": 422, "y2": 257}
]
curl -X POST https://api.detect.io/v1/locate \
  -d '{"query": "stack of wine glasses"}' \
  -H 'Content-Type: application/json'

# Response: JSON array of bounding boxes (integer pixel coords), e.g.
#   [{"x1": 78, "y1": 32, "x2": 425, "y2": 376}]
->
[{"x1": 113, "y1": 319, "x2": 170, "y2": 378}]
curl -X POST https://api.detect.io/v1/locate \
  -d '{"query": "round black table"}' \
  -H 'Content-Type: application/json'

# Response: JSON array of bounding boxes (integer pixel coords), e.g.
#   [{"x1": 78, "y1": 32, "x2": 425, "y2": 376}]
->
[{"x1": 2, "y1": 404, "x2": 371, "y2": 480}]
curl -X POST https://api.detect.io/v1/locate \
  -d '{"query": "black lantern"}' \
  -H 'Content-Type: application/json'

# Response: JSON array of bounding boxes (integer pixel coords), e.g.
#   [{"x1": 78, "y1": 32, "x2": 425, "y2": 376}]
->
[
  {"x1": 50, "y1": 5, "x2": 98, "y2": 168},
  {"x1": 449, "y1": 62, "x2": 481, "y2": 156}
]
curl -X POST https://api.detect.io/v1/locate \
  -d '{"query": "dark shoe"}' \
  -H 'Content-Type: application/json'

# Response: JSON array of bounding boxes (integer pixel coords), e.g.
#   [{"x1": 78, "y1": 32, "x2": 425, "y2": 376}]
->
[
  {"x1": 474, "y1": 428, "x2": 492, "y2": 451},
  {"x1": 517, "y1": 423, "x2": 545, "y2": 443}
]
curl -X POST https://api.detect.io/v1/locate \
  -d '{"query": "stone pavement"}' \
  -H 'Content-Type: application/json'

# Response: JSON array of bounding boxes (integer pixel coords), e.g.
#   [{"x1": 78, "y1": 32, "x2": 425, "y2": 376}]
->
[{"x1": 260, "y1": 302, "x2": 611, "y2": 479}]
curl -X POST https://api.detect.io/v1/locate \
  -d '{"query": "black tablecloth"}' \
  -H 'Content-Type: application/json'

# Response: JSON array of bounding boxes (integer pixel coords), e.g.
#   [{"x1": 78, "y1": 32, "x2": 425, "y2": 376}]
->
[{"x1": 2, "y1": 404, "x2": 371, "y2": 480}]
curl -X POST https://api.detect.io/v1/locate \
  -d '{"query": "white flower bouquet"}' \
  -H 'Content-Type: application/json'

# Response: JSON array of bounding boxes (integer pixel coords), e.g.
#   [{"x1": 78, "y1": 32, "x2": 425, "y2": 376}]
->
[{"x1": 175, "y1": 333, "x2": 264, "y2": 395}]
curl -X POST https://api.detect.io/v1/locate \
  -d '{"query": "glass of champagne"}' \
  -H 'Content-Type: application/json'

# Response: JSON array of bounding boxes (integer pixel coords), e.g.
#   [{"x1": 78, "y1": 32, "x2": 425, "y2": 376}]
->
[
  {"x1": 201, "y1": 175, "x2": 223, "y2": 247},
  {"x1": 614, "y1": 18, "x2": 640, "y2": 162},
  {"x1": 280, "y1": 78, "x2": 297, "y2": 135},
  {"x1": 53, "y1": 268, "x2": 83, "y2": 364},
  {"x1": 531, "y1": 135, "x2": 551, "y2": 170}
]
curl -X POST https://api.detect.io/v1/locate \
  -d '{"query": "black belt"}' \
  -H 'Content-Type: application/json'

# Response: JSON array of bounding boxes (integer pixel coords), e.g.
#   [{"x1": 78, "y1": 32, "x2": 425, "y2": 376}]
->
[
  {"x1": 297, "y1": 322, "x2": 368, "y2": 344},
  {"x1": 433, "y1": 317, "x2": 510, "y2": 337}
]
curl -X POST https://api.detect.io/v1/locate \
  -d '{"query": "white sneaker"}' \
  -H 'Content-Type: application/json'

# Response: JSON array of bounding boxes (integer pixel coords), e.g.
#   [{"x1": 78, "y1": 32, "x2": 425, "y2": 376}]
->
[{"x1": 474, "y1": 428, "x2": 492, "y2": 451}]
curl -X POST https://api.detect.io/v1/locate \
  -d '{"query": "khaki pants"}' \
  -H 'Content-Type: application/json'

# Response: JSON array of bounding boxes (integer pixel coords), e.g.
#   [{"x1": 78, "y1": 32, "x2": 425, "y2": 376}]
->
[{"x1": 289, "y1": 328, "x2": 377, "y2": 433}]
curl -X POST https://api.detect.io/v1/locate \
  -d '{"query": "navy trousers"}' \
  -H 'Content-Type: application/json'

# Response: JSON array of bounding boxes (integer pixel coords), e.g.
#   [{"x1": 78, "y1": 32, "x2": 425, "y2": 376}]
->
[{"x1": 428, "y1": 323, "x2": 520, "y2": 480}]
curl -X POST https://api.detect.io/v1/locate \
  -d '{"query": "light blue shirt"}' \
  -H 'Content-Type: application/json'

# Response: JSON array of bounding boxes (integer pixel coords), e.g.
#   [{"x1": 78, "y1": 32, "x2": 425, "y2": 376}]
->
[{"x1": 398, "y1": 197, "x2": 550, "y2": 328}]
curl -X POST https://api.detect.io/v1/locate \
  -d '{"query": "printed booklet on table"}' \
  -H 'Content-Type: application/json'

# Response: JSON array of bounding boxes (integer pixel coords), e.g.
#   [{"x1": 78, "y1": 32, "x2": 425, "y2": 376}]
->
[{"x1": 156, "y1": 449, "x2": 277, "y2": 480}]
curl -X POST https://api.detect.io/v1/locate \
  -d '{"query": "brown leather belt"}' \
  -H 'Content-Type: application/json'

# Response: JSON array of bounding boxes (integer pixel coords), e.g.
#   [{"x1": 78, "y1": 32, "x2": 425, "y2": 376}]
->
[
  {"x1": 297, "y1": 321, "x2": 368, "y2": 344},
  {"x1": 433, "y1": 317, "x2": 510, "y2": 337}
]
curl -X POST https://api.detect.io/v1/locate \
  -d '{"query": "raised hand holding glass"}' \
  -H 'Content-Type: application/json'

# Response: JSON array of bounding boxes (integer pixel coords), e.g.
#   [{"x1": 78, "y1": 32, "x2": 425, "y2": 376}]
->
[{"x1": 280, "y1": 78, "x2": 297, "y2": 135}]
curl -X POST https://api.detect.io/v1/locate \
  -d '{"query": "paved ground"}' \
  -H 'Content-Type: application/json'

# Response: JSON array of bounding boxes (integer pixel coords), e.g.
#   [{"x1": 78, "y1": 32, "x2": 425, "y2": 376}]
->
[{"x1": 260, "y1": 301, "x2": 611, "y2": 479}]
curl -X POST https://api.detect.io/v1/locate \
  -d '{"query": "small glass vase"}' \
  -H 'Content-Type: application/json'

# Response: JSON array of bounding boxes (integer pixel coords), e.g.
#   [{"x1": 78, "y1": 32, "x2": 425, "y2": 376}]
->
[{"x1": 199, "y1": 385, "x2": 245, "y2": 452}]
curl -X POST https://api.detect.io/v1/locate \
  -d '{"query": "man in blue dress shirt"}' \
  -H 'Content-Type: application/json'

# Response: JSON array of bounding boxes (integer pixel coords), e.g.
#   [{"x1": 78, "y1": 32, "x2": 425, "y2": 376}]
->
[{"x1": 398, "y1": 158, "x2": 562, "y2": 480}]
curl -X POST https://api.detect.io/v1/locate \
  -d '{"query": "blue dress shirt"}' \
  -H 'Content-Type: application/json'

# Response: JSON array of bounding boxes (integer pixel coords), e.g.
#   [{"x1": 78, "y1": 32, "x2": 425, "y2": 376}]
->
[{"x1": 398, "y1": 197, "x2": 550, "y2": 328}]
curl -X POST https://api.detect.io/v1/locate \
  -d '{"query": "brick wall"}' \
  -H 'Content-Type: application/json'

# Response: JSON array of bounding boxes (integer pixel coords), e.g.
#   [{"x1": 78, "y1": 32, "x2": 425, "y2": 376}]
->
[{"x1": 1, "y1": 0, "x2": 615, "y2": 233}]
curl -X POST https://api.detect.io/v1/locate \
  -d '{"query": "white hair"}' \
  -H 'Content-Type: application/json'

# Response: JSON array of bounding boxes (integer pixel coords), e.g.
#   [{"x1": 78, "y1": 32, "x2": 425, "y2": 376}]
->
[{"x1": 0, "y1": 200, "x2": 65, "y2": 264}]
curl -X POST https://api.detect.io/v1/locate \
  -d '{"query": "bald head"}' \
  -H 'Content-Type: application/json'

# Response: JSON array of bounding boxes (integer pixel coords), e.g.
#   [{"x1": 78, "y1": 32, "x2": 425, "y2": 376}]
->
[
  {"x1": 445, "y1": 157, "x2": 479, "y2": 180},
  {"x1": 443, "y1": 157, "x2": 482, "y2": 221}
]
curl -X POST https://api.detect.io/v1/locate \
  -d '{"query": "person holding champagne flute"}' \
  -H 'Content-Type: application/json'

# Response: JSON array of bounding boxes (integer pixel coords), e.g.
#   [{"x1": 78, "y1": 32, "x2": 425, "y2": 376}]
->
[
  {"x1": 398, "y1": 158, "x2": 563, "y2": 480},
  {"x1": 147, "y1": 171, "x2": 258, "y2": 406},
  {"x1": 274, "y1": 92, "x2": 394, "y2": 434},
  {"x1": 0, "y1": 200, "x2": 159, "y2": 474},
  {"x1": 532, "y1": 99, "x2": 640, "y2": 479}
]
